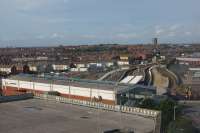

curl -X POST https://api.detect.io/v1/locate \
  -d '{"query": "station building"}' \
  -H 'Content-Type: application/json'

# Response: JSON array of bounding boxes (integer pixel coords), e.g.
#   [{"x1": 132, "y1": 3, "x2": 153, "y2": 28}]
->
[{"x1": 1, "y1": 74, "x2": 155, "y2": 105}]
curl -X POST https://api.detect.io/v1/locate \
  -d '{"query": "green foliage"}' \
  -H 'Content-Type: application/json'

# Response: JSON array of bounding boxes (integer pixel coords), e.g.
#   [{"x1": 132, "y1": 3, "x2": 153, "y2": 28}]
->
[
  {"x1": 167, "y1": 117, "x2": 199, "y2": 133},
  {"x1": 138, "y1": 98, "x2": 178, "y2": 132},
  {"x1": 158, "y1": 99, "x2": 177, "y2": 131},
  {"x1": 11, "y1": 65, "x2": 17, "y2": 74},
  {"x1": 23, "y1": 65, "x2": 30, "y2": 74},
  {"x1": 139, "y1": 98, "x2": 157, "y2": 109}
]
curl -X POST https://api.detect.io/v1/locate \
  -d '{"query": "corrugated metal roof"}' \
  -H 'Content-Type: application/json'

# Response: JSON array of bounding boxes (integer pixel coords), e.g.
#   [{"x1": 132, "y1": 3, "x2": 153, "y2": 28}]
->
[
  {"x1": 176, "y1": 57, "x2": 200, "y2": 62},
  {"x1": 7, "y1": 74, "x2": 156, "y2": 95},
  {"x1": 8, "y1": 74, "x2": 130, "y2": 91}
]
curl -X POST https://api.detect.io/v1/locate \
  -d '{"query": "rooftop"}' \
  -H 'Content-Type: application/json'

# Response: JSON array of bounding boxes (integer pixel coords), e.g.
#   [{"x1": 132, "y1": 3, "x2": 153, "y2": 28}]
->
[
  {"x1": 7, "y1": 74, "x2": 156, "y2": 94},
  {"x1": 0, "y1": 99, "x2": 155, "y2": 133}
]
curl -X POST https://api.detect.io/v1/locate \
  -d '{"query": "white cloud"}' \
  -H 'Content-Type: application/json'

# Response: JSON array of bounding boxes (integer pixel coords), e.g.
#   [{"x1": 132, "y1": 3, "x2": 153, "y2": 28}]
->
[
  {"x1": 154, "y1": 25, "x2": 165, "y2": 36},
  {"x1": 155, "y1": 29, "x2": 164, "y2": 35},
  {"x1": 15, "y1": 0, "x2": 47, "y2": 11},
  {"x1": 185, "y1": 31, "x2": 191, "y2": 36},
  {"x1": 14, "y1": 0, "x2": 69, "y2": 11},
  {"x1": 52, "y1": 33, "x2": 59, "y2": 38},
  {"x1": 51, "y1": 33, "x2": 64, "y2": 38},
  {"x1": 169, "y1": 24, "x2": 181, "y2": 31},
  {"x1": 36, "y1": 35, "x2": 46, "y2": 39},
  {"x1": 168, "y1": 32, "x2": 176, "y2": 37},
  {"x1": 81, "y1": 35, "x2": 97, "y2": 39},
  {"x1": 46, "y1": 18, "x2": 72, "y2": 23},
  {"x1": 154, "y1": 24, "x2": 183, "y2": 37},
  {"x1": 116, "y1": 33, "x2": 138, "y2": 39}
]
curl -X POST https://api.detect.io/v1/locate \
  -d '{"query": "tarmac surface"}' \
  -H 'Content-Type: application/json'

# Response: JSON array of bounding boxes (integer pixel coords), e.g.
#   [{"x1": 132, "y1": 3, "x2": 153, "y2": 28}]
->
[
  {"x1": 182, "y1": 102, "x2": 200, "y2": 130},
  {"x1": 0, "y1": 99, "x2": 155, "y2": 133}
]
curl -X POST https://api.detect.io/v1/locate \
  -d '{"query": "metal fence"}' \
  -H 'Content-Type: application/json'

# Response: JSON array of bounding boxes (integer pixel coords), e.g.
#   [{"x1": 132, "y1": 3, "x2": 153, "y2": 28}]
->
[
  {"x1": 34, "y1": 93, "x2": 160, "y2": 118},
  {"x1": 34, "y1": 93, "x2": 161, "y2": 133}
]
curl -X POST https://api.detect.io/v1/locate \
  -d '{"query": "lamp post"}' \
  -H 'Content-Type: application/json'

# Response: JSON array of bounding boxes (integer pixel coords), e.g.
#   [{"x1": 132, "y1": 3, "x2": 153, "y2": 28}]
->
[
  {"x1": 174, "y1": 105, "x2": 177, "y2": 121},
  {"x1": 120, "y1": 94, "x2": 122, "y2": 107},
  {"x1": 120, "y1": 94, "x2": 123, "y2": 130}
]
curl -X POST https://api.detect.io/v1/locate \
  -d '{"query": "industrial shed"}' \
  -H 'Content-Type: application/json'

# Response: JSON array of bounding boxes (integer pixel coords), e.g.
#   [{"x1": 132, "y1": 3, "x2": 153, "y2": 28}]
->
[{"x1": 1, "y1": 74, "x2": 155, "y2": 105}]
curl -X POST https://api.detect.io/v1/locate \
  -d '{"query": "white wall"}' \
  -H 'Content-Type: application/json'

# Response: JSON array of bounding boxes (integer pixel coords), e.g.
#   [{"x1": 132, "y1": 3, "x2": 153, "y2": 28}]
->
[
  {"x1": 105, "y1": 62, "x2": 114, "y2": 67},
  {"x1": 0, "y1": 68, "x2": 11, "y2": 74},
  {"x1": 76, "y1": 64, "x2": 85, "y2": 68},
  {"x1": 91, "y1": 89, "x2": 114, "y2": 100},
  {"x1": 2, "y1": 79, "x2": 115, "y2": 101},
  {"x1": 79, "y1": 68, "x2": 88, "y2": 72},
  {"x1": 52, "y1": 84, "x2": 69, "y2": 94},
  {"x1": 29, "y1": 66, "x2": 37, "y2": 72},
  {"x1": 117, "y1": 61, "x2": 129, "y2": 66},
  {"x1": 52, "y1": 65, "x2": 68, "y2": 71},
  {"x1": 2, "y1": 79, "x2": 18, "y2": 88}
]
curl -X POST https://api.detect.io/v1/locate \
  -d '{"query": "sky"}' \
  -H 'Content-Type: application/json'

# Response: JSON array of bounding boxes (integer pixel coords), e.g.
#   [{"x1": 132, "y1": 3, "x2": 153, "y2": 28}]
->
[{"x1": 0, "y1": 0, "x2": 200, "y2": 47}]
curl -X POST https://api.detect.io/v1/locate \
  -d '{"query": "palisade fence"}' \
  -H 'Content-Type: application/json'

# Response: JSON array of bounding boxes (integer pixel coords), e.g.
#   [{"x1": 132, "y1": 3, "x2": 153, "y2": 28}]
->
[{"x1": 34, "y1": 93, "x2": 161, "y2": 133}]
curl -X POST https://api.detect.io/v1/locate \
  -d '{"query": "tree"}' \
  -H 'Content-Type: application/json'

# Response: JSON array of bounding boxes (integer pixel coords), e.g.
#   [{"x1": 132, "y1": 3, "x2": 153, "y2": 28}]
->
[
  {"x1": 158, "y1": 99, "x2": 177, "y2": 131},
  {"x1": 139, "y1": 98, "x2": 156, "y2": 109},
  {"x1": 11, "y1": 65, "x2": 17, "y2": 74},
  {"x1": 45, "y1": 64, "x2": 53, "y2": 73},
  {"x1": 69, "y1": 63, "x2": 76, "y2": 68},
  {"x1": 23, "y1": 65, "x2": 30, "y2": 74}
]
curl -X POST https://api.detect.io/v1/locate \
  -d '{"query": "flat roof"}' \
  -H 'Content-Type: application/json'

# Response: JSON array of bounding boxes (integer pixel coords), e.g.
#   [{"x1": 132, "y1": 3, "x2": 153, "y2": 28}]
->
[
  {"x1": 6, "y1": 74, "x2": 156, "y2": 95},
  {"x1": 176, "y1": 57, "x2": 200, "y2": 62},
  {"x1": 0, "y1": 99, "x2": 155, "y2": 133},
  {"x1": 189, "y1": 68, "x2": 200, "y2": 71},
  {"x1": 7, "y1": 74, "x2": 134, "y2": 92}
]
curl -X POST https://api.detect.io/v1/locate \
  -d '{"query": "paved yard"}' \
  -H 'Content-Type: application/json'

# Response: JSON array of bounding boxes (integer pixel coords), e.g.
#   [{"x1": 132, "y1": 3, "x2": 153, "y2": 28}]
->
[
  {"x1": 0, "y1": 99, "x2": 155, "y2": 133},
  {"x1": 182, "y1": 102, "x2": 200, "y2": 130}
]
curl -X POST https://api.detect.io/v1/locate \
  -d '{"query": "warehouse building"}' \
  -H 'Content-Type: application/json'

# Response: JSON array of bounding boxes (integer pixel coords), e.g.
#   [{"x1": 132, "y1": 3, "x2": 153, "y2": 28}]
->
[
  {"x1": 1, "y1": 74, "x2": 155, "y2": 105},
  {"x1": 176, "y1": 57, "x2": 200, "y2": 65}
]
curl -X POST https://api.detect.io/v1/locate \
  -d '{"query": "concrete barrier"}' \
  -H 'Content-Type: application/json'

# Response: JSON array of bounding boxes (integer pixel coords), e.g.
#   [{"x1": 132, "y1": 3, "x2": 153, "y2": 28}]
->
[
  {"x1": 33, "y1": 93, "x2": 161, "y2": 133},
  {"x1": 34, "y1": 93, "x2": 160, "y2": 118},
  {"x1": 0, "y1": 93, "x2": 34, "y2": 103}
]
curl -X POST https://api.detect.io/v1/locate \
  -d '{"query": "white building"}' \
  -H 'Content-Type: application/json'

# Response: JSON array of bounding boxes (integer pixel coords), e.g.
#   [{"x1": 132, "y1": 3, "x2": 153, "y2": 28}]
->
[
  {"x1": 29, "y1": 66, "x2": 37, "y2": 72},
  {"x1": 70, "y1": 67, "x2": 88, "y2": 72},
  {"x1": 117, "y1": 61, "x2": 129, "y2": 66},
  {"x1": 120, "y1": 56, "x2": 129, "y2": 60},
  {"x1": 88, "y1": 63, "x2": 103, "y2": 67},
  {"x1": 1, "y1": 74, "x2": 137, "y2": 105},
  {"x1": 75, "y1": 63, "x2": 86, "y2": 68},
  {"x1": 52, "y1": 64, "x2": 68, "y2": 71},
  {"x1": 0, "y1": 66, "x2": 12, "y2": 74},
  {"x1": 105, "y1": 62, "x2": 114, "y2": 67}
]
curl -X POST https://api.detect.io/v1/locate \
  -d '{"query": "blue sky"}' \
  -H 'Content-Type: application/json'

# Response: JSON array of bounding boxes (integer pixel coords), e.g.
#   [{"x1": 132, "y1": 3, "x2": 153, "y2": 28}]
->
[{"x1": 0, "y1": 0, "x2": 200, "y2": 47}]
